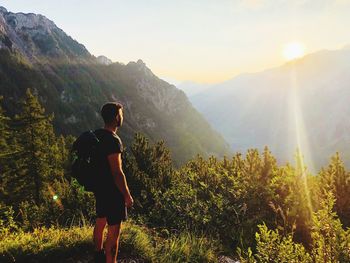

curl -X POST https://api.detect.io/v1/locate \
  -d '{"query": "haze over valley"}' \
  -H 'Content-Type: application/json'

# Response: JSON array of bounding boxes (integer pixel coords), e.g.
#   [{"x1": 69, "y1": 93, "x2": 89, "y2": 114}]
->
[{"x1": 182, "y1": 46, "x2": 350, "y2": 170}]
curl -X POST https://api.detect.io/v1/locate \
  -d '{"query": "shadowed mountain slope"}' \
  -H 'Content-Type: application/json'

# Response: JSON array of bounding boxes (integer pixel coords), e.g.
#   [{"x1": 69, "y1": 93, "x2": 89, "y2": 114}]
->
[{"x1": 0, "y1": 6, "x2": 230, "y2": 165}]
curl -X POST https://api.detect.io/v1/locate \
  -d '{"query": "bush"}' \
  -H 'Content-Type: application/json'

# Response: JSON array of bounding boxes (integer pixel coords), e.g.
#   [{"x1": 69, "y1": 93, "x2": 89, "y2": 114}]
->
[
  {"x1": 239, "y1": 192, "x2": 350, "y2": 263},
  {"x1": 0, "y1": 203, "x2": 18, "y2": 235},
  {"x1": 311, "y1": 192, "x2": 350, "y2": 262},
  {"x1": 238, "y1": 224, "x2": 312, "y2": 263}
]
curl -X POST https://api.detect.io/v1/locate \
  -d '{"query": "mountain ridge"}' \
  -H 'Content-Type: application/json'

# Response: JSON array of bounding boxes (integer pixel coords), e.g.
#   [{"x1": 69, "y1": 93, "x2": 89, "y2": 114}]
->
[
  {"x1": 189, "y1": 47, "x2": 350, "y2": 169},
  {"x1": 0, "y1": 6, "x2": 230, "y2": 165},
  {"x1": 0, "y1": 6, "x2": 92, "y2": 62}
]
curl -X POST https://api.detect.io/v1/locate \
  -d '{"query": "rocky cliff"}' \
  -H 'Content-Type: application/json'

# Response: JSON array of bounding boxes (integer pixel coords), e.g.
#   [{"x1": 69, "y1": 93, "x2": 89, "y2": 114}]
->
[{"x1": 0, "y1": 7, "x2": 91, "y2": 62}]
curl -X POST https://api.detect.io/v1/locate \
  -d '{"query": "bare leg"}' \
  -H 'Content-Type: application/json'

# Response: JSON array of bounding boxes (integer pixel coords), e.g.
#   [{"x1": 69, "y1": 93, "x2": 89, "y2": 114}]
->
[
  {"x1": 105, "y1": 223, "x2": 121, "y2": 263},
  {"x1": 93, "y1": 217, "x2": 107, "y2": 251}
]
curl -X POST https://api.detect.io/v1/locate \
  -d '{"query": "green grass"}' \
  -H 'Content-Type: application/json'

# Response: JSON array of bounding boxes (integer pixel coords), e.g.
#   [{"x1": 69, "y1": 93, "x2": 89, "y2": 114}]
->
[
  {"x1": 0, "y1": 226, "x2": 93, "y2": 262},
  {"x1": 158, "y1": 232, "x2": 220, "y2": 263},
  {"x1": 0, "y1": 221, "x2": 221, "y2": 262},
  {"x1": 119, "y1": 222, "x2": 156, "y2": 262}
]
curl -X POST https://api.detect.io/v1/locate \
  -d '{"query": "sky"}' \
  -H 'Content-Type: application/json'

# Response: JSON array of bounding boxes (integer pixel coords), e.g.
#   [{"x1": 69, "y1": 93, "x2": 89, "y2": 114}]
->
[{"x1": 2, "y1": 0, "x2": 350, "y2": 83}]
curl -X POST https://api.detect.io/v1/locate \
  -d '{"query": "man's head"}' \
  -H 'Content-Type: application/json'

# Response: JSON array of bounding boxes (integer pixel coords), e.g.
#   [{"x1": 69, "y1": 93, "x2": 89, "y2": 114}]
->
[{"x1": 101, "y1": 102, "x2": 123, "y2": 128}]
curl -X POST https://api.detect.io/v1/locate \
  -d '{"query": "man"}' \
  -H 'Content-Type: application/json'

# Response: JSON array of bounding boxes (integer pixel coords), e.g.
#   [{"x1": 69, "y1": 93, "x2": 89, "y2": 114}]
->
[{"x1": 93, "y1": 102, "x2": 134, "y2": 263}]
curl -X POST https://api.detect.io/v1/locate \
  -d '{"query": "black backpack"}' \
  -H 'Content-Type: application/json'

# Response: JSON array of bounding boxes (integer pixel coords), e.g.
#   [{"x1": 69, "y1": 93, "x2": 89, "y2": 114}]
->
[{"x1": 71, "y1": 130, "x2": 100, "y2": 192}]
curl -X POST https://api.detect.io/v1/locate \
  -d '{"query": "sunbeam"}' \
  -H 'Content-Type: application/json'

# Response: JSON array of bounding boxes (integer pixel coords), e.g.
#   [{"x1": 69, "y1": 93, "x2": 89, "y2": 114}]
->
[{"x1": 289, "y1": 62, "x2": 315, "y2": 215}]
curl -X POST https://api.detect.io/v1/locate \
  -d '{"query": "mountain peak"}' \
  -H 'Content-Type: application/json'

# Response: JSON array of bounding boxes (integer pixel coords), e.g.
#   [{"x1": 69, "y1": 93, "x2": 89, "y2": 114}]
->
[
  {"x1": 5, "y1": 11, "x2": 56, "y2": 31},
  {"x1": 137, "y1": 59, "x2": 145, "y2": 65},
  {"x1": 126, "y1": 59, "x2": 155, "y2": 78},
  {"x1": 0, "y1": 6, "x2": 91, "y2": 62},
  {"x1": 0, "y1": 6, "x2": 7, "y2": 13}
]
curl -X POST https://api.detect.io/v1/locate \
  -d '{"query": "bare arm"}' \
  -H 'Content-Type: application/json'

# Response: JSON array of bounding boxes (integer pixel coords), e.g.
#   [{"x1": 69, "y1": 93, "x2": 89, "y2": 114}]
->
[{"x1": 107, "y1": 153, "x2": 131, "y2": 197}]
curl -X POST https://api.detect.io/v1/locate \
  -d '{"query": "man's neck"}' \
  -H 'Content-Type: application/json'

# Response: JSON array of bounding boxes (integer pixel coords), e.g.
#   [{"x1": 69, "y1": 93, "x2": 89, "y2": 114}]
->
[{"x1": 103, "y1": 125, "x2": 117, "y2": 134}]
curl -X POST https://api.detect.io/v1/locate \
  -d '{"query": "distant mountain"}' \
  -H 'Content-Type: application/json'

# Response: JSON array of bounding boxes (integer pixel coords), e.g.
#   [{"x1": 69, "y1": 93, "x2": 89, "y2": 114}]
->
[
  {"x1": 176, "y1": 81, "x2": 212, "y2": 97},
  {"x1": 190, "y1": 47, "x2": 350, "y2": 169},
  {"x1": 0, "y1": 6, "x2": 230, "y2": 165}
]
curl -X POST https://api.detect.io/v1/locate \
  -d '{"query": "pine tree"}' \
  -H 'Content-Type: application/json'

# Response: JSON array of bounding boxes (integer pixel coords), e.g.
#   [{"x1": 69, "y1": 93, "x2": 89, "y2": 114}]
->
[
  {"x1": 11, "y1": 89, "x2": 57, "y2": 205},
  {"x1": 124, "y1": 133, "x2": 174, "y2": 216},
  {"x1": 0, "y1": 96, "x2": 9, "y2": 155},
  {"x1": 131, "y1": 133, "x2": 173, "y2": 188},
  {"x1": 0, "y1": 96, "x2": 12, "y2": 202}
]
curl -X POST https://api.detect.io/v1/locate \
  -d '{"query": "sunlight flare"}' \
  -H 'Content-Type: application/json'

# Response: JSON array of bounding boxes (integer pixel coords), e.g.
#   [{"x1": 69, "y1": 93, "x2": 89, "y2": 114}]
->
[
  {"x1": 288, "y1": 66, "x2": 315, "y2": 216},
  {"x1": 283, "y1": 42, "x2": 305, "y2": 61}
]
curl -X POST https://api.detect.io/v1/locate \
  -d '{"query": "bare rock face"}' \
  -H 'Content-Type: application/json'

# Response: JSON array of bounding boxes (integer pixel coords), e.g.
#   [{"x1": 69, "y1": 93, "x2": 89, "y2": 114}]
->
[
  {"x1": 0, "y1": 6, "x2": 91, "y2": 61},
  {"x1": 6, "y1": 12, "x2": 56, "y2": 31},
  {"x1": 0, "y1": 12, "x2": 6, "y2": 31},
  {"x1": 64, "y1": 115, "x2": 78, "y2": 124},
  {"x1": 128, "y1": 59, "x2": 188, "y2": 115},
  {"x1": 218, "y1": 256, "x2": 240, "y2": 263},
  {"x1": 96, "y1": 55, "x2": 113, "y2": 65}
]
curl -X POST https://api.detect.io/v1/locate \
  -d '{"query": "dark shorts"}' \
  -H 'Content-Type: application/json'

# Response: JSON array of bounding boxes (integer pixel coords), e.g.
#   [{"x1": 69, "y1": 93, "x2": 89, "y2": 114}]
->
[{"x1": 94, "y1": 189, "x2": 127, "y2": 225}]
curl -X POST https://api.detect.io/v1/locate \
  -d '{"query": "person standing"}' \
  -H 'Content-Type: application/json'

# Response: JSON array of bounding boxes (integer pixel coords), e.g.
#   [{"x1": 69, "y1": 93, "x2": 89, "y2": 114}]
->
[{"x1": 93, "y1": 102, "x2": 134, "y2": 263}]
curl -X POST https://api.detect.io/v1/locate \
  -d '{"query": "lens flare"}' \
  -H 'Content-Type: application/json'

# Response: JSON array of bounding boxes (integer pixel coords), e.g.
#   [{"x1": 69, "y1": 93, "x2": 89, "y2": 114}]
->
[
  {"x1": 48, "y1": 185, "x2": 63, "y2": 210},
  {"x1": 288, "y1": 64, "x2": 314, "y2": 216}
]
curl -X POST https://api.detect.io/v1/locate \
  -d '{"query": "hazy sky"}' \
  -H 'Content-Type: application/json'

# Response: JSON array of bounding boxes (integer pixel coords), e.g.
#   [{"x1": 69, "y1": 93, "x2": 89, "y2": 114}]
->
[{"x1": 2, "y1": 0, "x2": 350, "y2": 83}]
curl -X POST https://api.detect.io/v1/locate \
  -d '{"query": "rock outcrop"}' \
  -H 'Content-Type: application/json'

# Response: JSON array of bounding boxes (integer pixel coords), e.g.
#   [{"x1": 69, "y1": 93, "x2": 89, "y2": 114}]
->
[
  {"x1": 0, "y1": 6, "x2": 91, "y2": 61},
  {"x1": 96, "y1": 55, "x2": 113, "y2": 65}
]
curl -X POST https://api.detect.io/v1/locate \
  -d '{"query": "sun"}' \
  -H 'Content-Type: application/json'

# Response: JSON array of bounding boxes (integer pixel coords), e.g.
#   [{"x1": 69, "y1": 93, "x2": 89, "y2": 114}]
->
[{"x1": 283, "y1": 42, "x2": 305, "y2": 61}]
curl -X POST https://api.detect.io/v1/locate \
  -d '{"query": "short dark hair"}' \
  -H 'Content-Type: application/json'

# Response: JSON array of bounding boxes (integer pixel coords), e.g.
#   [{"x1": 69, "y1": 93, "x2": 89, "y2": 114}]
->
[{"x1": 100, "y1": 102, "x2": 123, "y2": 124}]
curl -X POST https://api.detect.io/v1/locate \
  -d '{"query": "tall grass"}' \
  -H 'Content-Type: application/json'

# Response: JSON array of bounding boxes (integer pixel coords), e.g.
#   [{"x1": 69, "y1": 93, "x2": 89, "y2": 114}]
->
[
  {"x1": 157, "y1": 232, "x2": 220, "y2": 263},
  {"x1": 0, "y1": 221, "x2": 221, "y2": 262},
  {"x1": 0, "y1": 226, "x2": 93, "y2": 262}
]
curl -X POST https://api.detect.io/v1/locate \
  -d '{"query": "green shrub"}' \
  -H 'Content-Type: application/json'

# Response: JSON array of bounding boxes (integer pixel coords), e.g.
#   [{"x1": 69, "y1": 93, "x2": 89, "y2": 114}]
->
[
  {"x1": 239, "y1": 192, "x2": 350, "y2": 263},
  {"x1": 0, "y1": 203, "x2": 18, "y2": 235},
  {"x1": 311, "y1": 192, "x2": 350, "y2": 262},
  {"x1": 238, "y1": 224, "x2": 312, "y2": 263}
]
